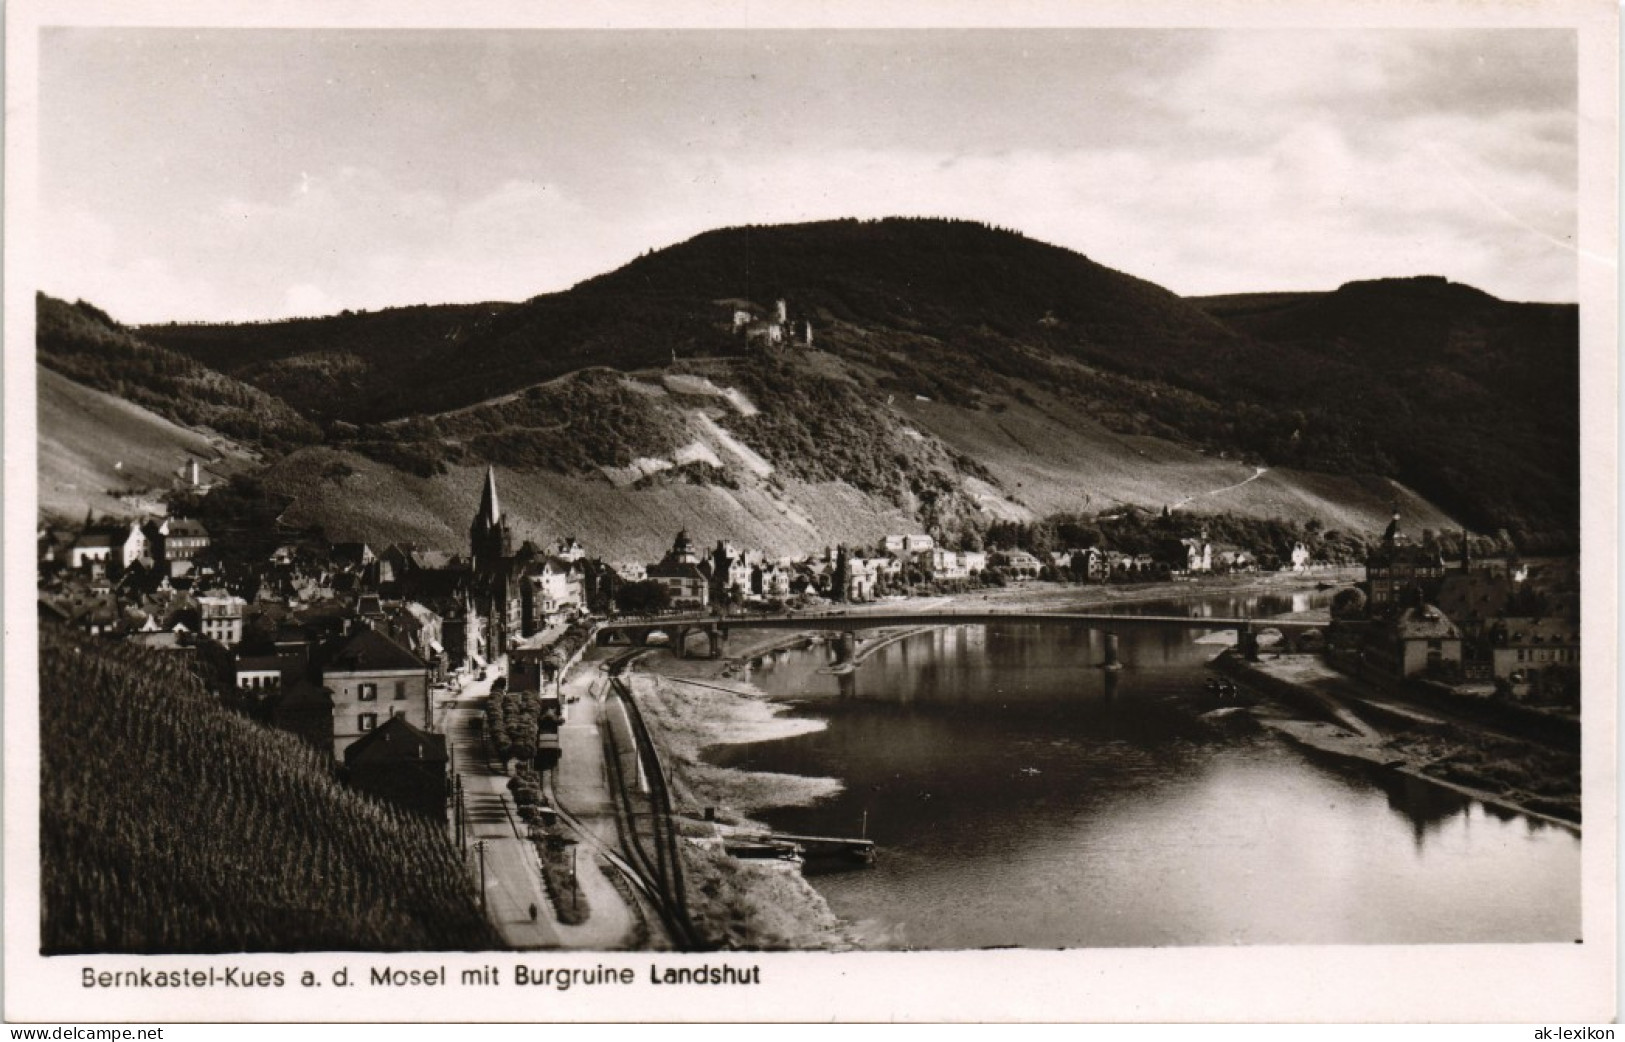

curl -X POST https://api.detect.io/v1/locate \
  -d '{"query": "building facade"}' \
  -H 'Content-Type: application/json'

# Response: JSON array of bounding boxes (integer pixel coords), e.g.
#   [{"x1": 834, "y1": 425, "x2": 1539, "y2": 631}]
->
[
  {"x1": 318, "y1": 628, "x2": 433, "y2": 761},
  {"x1": 198, "y1": 593, "x2": 247, "y2": 647}
]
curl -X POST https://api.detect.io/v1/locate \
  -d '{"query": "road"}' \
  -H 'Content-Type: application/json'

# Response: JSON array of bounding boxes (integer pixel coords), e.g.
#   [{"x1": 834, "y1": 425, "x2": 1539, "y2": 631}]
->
[
  {"x1": 1172, "y1": 465, "x2": 1269, "y2": 509},
  {"x1": 440, "y1": 668, "x2": 559, "y2": 949},
  {"x1": 439, "y1": 658, "x2": 643, "y2": 950}
]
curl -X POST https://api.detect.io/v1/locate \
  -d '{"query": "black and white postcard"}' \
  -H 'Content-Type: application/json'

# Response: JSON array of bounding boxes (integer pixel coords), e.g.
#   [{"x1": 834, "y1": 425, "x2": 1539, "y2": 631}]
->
[{"x1": 5, "y1": 0, "x2": 1617, "y2": 1026}]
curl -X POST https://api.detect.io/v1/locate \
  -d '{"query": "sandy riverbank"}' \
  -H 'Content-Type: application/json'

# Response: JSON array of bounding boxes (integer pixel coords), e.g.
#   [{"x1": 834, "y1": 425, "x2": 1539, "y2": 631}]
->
[
  {"x1": 623, "y1": 666, "x2": 841, "y2": 820},
  {"x1": 1234, "y1": 654, "x2": 1580, "y2": 829},
  {"x1": 620, "y1": 649, "x2": 855, "y2": 950}
]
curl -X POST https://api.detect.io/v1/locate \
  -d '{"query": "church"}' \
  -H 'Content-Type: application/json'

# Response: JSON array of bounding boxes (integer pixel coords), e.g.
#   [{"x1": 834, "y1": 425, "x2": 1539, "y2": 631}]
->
[
  {"x1": 467, "y1": 466, "x2": 589, "y2": 656},
  {"x1": 469, "y1": 466, "x2": 524, "y2": 655}
]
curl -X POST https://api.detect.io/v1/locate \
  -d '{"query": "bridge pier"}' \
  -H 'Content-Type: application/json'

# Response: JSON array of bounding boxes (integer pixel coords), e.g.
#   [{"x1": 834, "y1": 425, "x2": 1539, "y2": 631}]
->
[
  {"x1": 836, "y1": 631, "x2": 857, "y2": 665},
  {"x1": 706, "y1": 625, "x2": 725, "y2": 659},
  {"x1": 1238, "y1": 620, "x2": 1260, "y2": 662},
  {"x1": 1100, "y1": 631, "x2": 1123, "y2": 671}
]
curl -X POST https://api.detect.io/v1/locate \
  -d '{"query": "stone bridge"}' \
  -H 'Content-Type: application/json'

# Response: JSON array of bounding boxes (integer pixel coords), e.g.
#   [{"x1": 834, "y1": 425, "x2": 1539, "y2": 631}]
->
[{"x1": 595, "y1": 610, "x2": 1327, "y2": 662}]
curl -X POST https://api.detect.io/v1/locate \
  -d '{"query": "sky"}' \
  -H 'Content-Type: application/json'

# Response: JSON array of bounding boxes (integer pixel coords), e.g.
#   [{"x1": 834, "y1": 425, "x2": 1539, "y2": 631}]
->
[{"x1": 38, "y1": 28, "x2": 1578, "y2": 323}]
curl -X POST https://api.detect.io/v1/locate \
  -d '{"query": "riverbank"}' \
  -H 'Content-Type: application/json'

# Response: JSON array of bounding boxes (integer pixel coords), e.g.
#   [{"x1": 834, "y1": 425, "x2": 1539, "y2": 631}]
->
[
  {"x1": 841, "y1": 567, "x2": 1358, "y2": 617},
  {"x1": 623, "y1": 572, "x2": 1363, "y2": 950},
  {"x1": 1229, "y1": 654, "x2": 1580, "y2": 829},
  {"x1": 622, "y1": 666, "x2": 841, "y2": 820},
  {"x1": 616, "y1": 657, "x2": 855, "y2": 950}
]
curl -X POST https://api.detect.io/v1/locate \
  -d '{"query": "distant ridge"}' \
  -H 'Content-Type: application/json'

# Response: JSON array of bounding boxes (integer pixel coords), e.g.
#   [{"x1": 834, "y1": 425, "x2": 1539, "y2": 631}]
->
[{"x1": 46, "y1": 217, "x2": 1576, "y2": 549}]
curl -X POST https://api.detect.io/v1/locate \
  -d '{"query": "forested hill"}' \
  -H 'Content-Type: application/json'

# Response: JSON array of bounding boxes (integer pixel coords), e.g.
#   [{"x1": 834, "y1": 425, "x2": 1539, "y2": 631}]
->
[
  {"x1": 36, "y1": 294, "x2": 319, "y2": 451},
  {"x1": 141, "y1": 218, "x2": 1235, "y2": 422},
  {"x1": 63, "y1": 217, "x2": 1577, "y2": 548},
  {"x1": 1190, "y1": 277, "x2": 1579, "y2": 545},
  {"x1": 143, "y1": 301, "x2": 516, "y2": 422}
]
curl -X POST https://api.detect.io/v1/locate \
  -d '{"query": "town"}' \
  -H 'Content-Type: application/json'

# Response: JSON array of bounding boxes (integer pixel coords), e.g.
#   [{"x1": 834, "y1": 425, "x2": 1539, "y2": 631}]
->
[{"x1": 36, "y1": 451, "x2": 1582, "y2": 949}]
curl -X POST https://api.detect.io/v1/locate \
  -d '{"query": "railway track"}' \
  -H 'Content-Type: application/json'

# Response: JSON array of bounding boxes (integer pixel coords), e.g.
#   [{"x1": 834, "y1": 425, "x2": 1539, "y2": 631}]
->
[{"x1": 600, "y1": 654, "x2": 702, "y2": 950}]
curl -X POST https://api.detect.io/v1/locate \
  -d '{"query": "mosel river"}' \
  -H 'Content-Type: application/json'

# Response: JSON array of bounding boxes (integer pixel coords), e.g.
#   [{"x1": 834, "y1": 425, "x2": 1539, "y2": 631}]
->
[{"x1": 709, "y1": 591, "x2": 1581, "y2": 949}]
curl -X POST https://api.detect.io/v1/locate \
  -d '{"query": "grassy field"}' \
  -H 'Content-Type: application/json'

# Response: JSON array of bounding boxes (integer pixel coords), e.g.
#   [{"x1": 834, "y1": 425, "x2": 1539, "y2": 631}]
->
[
  {"x1": 36, "y1": 366, "x2": 260, "y2": 522},
  {"x1": 897, "y1": 389, "x2": 1459, "y2": 536}
]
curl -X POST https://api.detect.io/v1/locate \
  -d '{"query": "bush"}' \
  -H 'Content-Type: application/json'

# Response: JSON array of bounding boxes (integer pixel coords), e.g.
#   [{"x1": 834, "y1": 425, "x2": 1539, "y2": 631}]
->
[{"x1": 1330, "y1": 587, "x2": 1368, "y2": 620}]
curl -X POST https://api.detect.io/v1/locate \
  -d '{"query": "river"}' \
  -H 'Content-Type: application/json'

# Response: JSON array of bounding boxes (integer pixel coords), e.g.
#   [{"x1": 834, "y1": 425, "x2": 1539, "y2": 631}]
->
[{"x1": 707, "y1": 590, "x2": 1582, "y2": 949}]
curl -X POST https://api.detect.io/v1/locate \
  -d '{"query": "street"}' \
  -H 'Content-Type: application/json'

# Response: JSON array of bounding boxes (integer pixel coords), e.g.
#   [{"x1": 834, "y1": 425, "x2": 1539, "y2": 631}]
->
[
  {"x1": 439, "y1": 668, "x2": 558, "y2": 949},
  {"x1": 437, "y1": 656, "x2": 642, "y2": 949}
]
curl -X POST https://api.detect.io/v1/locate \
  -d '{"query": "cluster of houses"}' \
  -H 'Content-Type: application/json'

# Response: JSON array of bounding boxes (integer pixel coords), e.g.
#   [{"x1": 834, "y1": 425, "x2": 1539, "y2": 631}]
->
[
  {"x1": 610, "y1": 525, "x2": 1284, "y2": 614},
  {"x1": 51, "y1": 459, "x2": 1570, "y2": 819},
  {"x1": 37, "y1": 471, "x2": 608, "y2": 819},
  {"x1": 43, "y1": 474, "x2": 1288, "y2": 680},
  {"x1": 1339, "y1": 511, "x2": 1578, "y2": 704}
]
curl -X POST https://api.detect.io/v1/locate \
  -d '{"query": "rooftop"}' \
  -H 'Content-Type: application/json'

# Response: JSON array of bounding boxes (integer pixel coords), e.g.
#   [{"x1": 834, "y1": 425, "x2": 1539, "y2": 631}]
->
[
  {"x1": 1396, "y1": 605, "x2": 1460, "y2": 640},
  {"x1": 343, "y1": 715, "x2": 448, "y2": 767},
  {"x1": 320, "y1": 627, "x2": 427, "y2": 674}
]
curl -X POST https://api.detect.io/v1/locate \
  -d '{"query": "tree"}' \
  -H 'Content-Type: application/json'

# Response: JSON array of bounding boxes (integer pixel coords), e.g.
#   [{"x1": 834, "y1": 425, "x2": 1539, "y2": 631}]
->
[
  {"x1": 831, "y1": 545, "x2": 850, "y2": 603},
  {"x1": 615, "y1": 580, "x2": 671, "y2": 615},
  {"x1": 1330, "y1": 586, "x2": 1368, "y2": 620}
]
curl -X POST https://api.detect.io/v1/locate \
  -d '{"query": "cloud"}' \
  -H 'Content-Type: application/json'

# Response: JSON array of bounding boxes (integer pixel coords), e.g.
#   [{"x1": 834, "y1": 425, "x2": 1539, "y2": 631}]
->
[
  {"x1": 41, "y1": 208, "x2": 227, "y2": 323},
  {"x1": 40, "y1": 30, "x2": 1578, "y2": 321},
  {"x1": 49, "y1": 169, "x2": 605, "y2": 322},
  {"x1": 284, "y1": 283, "x2": 333, "y2": 317},
  {"x1": 651, "y1": 118, "x2": 1576, "y2": 300}
]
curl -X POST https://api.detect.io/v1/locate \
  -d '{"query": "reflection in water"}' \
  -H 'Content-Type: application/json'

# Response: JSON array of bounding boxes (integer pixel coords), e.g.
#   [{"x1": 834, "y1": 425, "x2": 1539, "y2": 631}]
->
[{"x1": 717, "y1": 591, "x2": 1580, "y2": 948}]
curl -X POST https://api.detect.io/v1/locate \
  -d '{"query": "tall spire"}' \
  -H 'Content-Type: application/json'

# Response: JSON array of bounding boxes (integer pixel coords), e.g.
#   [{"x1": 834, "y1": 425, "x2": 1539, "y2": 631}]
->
[{"x1": 478, "y1": 466, "x2": 501, "y2": 526}]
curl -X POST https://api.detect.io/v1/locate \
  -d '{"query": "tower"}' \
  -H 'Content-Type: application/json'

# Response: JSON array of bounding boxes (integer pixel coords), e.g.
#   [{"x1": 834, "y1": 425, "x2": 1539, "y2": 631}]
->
[
  {"x1": 666, "y1": 529, "x2": 699, "y2": 566},
  {"x1": 1382, "y1": 506, "x2": 1401, "y2": 547},
  {"x1": 470, "y1": 466, "x2": 513, "y2": 573}
]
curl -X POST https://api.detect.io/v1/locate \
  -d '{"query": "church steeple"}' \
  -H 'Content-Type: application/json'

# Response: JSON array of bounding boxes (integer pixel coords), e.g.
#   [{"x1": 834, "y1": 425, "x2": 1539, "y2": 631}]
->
[
  {"x1": 477, "y1": 465, "x2": 502, "y2": 527},
  {"x1": 470, "y1": 466, "x2": 512, "y2": 570}
]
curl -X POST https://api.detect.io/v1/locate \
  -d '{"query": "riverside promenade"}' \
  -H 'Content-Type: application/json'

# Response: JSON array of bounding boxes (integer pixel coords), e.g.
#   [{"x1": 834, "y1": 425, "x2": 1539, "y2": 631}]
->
[{"x1": 440, "y1": 676, "x2": 559, "y2": 949}]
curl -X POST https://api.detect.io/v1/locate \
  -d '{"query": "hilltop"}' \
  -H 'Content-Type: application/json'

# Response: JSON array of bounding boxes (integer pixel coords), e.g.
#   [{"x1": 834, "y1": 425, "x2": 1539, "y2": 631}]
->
[
  {"x1": 38, "y1": 294, "x2": 319, "y2": 451},
  {"x1": 40, "y1": 218, "x2": 1578, "y2": 551},
  {"x1": 1191, "y1": 276, "x2": 1579, "y2": 540}
]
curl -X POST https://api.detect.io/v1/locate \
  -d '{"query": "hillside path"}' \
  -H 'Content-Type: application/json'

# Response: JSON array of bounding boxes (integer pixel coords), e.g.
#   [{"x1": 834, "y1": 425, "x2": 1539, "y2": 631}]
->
[{"x1": 1173, "y1": 465, "x2": 1269, "y2": 510}]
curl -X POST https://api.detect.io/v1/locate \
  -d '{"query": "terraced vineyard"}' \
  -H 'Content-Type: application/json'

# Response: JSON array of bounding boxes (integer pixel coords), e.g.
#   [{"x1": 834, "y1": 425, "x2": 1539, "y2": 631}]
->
[{"x1": 39, "y1": 626, "x2": 496, "y2": 953}]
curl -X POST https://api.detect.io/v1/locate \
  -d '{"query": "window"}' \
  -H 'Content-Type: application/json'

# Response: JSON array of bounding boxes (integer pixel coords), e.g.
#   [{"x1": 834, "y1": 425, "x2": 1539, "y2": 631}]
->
[
  {"x1": 394, "y1": 680, "x2": 407, "y2": 701},
  {"x1": 358, "y1": 713, "x2": 378, "y2": 731},
  {"x1": 358, "y1": 683, "x2": 377, "y2": 701}
]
